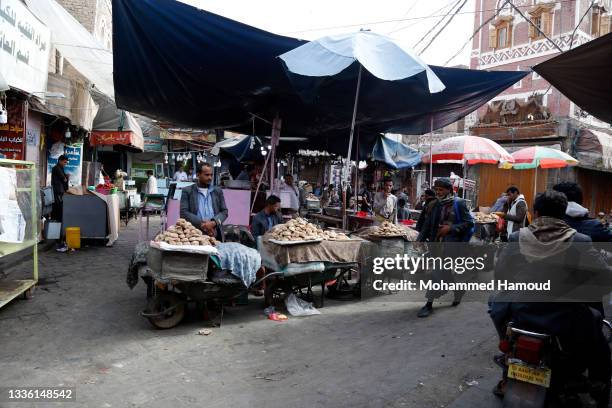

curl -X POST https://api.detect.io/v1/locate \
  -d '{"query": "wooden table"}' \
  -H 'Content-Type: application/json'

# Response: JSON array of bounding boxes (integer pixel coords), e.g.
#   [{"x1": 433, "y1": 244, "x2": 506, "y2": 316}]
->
[
  {"x1": 347, "y1": 214, "x2": 375, "y2": 230},
  {"x1": 309, "y1": 213, "x2": 343, "y2": 228}
]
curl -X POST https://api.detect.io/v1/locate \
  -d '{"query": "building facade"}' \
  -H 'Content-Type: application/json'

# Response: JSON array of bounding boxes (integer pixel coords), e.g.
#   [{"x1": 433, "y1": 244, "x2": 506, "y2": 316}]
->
[{"x1": 469, "y1": 0, "x2": 612, "y2": 212}]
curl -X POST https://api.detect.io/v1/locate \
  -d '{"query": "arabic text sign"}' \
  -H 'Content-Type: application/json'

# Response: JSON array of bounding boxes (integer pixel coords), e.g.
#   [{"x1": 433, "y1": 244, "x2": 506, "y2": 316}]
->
[
  {"x1": 0, "y1": 98, "x2": 24, "y2": 160},
  {"x1": 91, "y1": 131, "x2": 133, "y2": 146},
  {"x1": 47, "y1": 143, "x2": 83, "y2": 187},
  {"x1": 0, "y1": 0, "x2": 50, "y2": 93}
]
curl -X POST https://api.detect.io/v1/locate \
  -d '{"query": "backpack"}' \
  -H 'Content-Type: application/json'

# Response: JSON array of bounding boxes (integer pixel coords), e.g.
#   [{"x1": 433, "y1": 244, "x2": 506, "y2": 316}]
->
[{"x1": 453, "y1": 198, "x2": 475, "y2": 242}]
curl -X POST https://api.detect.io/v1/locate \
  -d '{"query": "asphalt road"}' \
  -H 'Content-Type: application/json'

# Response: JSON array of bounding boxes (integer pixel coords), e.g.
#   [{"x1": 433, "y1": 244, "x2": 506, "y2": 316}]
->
[{"x1": 0, "y1": 218, "x2": 509, "y2": 408}]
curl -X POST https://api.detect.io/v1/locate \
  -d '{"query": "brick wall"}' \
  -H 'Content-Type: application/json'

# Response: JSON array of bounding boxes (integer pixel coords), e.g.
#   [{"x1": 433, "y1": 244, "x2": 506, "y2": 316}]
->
[
  {"x1": 468, "y1": 0, "x2": 606, "y2": 121},
  {"x1": 56, "y1": 0, "x2": 98, "y2": 33}
]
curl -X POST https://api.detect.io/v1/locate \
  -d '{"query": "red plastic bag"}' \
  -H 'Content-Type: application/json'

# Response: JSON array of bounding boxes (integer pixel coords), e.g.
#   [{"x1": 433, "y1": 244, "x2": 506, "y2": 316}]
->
[{"x1": 496, "y1": 216, "x2": 506, "y2": 233}]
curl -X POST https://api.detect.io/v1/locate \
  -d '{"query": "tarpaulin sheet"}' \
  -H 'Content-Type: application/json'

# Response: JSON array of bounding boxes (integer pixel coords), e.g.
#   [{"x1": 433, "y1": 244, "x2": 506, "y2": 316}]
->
[
  {"x1": 26, "y1": 0, "x2": 114, "y2": 98},
  {"x1": 534, "y1": 32, "x2": 612, "y2": 124},
  {"x1": 210, "y1": 134, "x2": 264, "y2": 161},
  {"x1": 112, "y1": 0, "x2": 527, "y2": 140},
  {"x1": 371, "y1": 135, "x2": 422, "y2": 169},
  {"x1": 91, "y1": 92, "x2": 144, "y2": 151}
]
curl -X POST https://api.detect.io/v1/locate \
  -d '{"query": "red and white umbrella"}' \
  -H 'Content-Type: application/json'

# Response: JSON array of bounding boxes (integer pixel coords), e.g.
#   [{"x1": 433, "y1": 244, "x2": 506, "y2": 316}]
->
[
  {"x1": 501, "y1": 146, "x2": 578, "y2": 169},
  {"x1": 422, "y1": 135, "x2": 514, "y2": 165}
]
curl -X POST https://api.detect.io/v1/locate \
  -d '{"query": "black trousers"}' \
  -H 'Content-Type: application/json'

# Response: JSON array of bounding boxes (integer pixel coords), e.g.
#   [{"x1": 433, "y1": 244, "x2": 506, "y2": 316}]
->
[{"x1": 51, "y1": 193, "x2": 63, "y2": 222}]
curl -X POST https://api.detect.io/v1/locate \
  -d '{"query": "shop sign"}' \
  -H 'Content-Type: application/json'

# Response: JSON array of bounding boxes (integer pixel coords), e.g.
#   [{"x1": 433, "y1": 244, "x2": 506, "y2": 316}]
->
[
  {"x1": 47, "y1": 142, "x2": 83, "y2": 186},
  {"x1": 143, "y1": 133, "x2": 163, "y2": 152},
  {"x1": 159, "y1": 128, "x2": 216, "y2": 142},
  {"x1": 0, "y1": 98, "x2": 24, "y2": 160},
  {"x1": 0, "y1": 0, "x2": 51, "y2": 93},
  {"x1": 91, "y1": 131, "x2": 133, "y2": 146}
]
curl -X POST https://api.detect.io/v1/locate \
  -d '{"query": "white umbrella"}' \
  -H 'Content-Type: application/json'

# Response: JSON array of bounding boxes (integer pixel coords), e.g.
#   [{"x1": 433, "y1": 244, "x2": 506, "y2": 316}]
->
[{"x1": 279, "y1": 30, "x2": 445, "y2": 227}]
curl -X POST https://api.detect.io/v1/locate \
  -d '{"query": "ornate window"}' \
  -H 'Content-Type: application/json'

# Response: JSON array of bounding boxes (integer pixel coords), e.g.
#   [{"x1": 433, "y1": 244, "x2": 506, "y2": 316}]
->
[
  {"x1": 528, "y1": 4, "x2": 553, "y2": 39},
  {"x1": 489, "y1": 16, "x2": 513, "y2": 49},
  {"x1": 591, "y1": 6, "x2": 611, "y2": 37}
]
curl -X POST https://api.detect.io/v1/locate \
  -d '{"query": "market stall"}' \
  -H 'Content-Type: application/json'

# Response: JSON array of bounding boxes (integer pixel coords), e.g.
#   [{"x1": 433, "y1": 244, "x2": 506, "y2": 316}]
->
[
  {"x1": 259, "y1": 218, "x2": 363, "y2": 306},
  {"x1": 62, "y1": 188, "x2": 120, "y2": 246},
  {"x1": 0, "y1": 159, "x2": 38, "y2": 309}
]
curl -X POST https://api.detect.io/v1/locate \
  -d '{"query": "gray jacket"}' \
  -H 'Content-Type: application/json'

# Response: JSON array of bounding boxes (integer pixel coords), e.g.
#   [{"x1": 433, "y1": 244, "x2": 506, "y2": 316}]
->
[
  {"x1": 251, "y1": 210, "x2": 283, "y2": 239},
  {"x1": 180, "y1": 184, "x2": 228, "y2": 240}
]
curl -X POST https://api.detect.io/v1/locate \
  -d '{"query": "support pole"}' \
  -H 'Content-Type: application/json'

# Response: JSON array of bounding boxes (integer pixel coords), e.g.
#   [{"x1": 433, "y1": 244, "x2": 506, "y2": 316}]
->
[
  {"x1": 534, "y1": 166, "x2": 538, "y2": 200},
  {"x1": 269, "y1": 116, "x2": 281, "y2": 194},
  {"x1": 342, "y1": 65, "x2": 363, "y2": 230},
  {"x1": 429, "y1": 115, "x2": 434, "y2": 186},
  {"x1": 354, "y1": 127, "x2": 360, "y2": 212}
]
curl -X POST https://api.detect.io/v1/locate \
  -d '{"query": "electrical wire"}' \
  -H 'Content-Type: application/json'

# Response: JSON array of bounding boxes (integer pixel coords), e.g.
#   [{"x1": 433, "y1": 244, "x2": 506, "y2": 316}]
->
[
  {"x1": 418, "y1": 0, "x2": 470, "y2": 56},
  {"x1": 443, "y1": 0, "x2": 510, "y2": 66},
  {"x1": 389, "y1": 0, "x2": 458, "y2": 35},
  {"x1": 387, "y1": 0, "x2": 420, "y2": 33},
  {"x1": 412, "y1": 0, "x2": 462, "y2": 49},
  {"x1": 282, "y1": 0, "x2": 580, "y2": 35}
]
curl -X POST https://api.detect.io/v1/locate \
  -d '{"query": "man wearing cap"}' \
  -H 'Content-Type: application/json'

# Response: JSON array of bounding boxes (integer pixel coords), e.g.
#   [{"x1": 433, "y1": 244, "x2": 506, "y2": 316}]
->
[{"x1": 416, "y1": 177, "x2": 474, "y2": 318}]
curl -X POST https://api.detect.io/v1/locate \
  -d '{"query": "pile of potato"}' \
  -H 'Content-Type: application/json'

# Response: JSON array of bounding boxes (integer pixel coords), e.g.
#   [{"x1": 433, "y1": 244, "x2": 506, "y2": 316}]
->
[
  {"x1": 154, "y1": 218, "x2": 217, "y2": 246},
  {"x1": 370, "y1": 221, "x2": 407, "y2": 236},
  {"x1": 267, "y1": 218, "x2": 324, "y2": 242},
  {"x1": 473, "y1": 212, "x2": 499, "y2": 223},
  {"x1": 321, "y1": 230, "x2": 350, "y2": 241}
]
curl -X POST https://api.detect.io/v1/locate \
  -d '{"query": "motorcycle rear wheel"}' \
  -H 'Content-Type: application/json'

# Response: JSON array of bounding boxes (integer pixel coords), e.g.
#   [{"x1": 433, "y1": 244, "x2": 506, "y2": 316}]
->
[{"x1": 503, "y1": 379, "x2": 547, "y2": 408}]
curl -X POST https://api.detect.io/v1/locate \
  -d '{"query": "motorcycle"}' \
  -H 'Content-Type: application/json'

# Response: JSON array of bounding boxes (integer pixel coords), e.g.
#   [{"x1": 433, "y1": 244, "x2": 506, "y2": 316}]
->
[{"x1": 496, "y1": 320, "x2": 612, "y2": 408}]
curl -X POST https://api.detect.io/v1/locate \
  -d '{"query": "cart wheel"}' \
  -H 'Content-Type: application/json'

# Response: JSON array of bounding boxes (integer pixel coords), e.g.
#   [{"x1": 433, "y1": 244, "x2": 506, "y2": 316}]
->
[
  {"x1": 145, "y1": 292, "x2": 185, "y2": 329},
  {"x1": 264, "y1": 280, "x2": 277, "y2": 308}
]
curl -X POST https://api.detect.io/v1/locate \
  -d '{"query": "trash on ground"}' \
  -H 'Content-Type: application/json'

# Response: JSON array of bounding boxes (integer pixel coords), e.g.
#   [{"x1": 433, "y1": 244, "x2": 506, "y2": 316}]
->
[{"x1": 285, "y1": 293, "x2": 320, "y2": 316}]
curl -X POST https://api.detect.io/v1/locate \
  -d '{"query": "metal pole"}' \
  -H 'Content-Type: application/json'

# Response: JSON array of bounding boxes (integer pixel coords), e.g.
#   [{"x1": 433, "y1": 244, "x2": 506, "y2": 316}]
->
[
  {"x1": 354, "y1": 127, "x2": 360, "y2": 212},
  {"x1": 270, "y1": 116, "x2": 281, "y2": 193},
  {"x1": 429, "y1": 115, "x2": 434, "y2": 186},
  {"x1": 534, "y1": 166, "x2": 538, "y2": 199},
  {"x1": 463, "y1": 162, "x2": 467, "y2": 199},
  {"x1": 342, "y1": 65, "x2": 363, "y2": 230}
]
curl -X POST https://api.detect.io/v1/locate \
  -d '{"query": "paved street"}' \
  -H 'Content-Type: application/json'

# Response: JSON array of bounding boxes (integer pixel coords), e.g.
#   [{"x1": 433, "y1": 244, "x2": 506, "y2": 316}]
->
[{"x1": 1, "y1": 218, "x2": 505, "y2": 408}]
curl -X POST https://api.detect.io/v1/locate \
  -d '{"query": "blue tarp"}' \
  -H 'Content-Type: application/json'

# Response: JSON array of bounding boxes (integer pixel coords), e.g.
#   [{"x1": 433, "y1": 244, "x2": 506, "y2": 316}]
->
[
  {"x1": 211, "y1": 134, "x2": 264, "y2": 161},
  {"x1": 371, "y1": 135, "x2": 422, "y2": 169},
  {"x1": 112, "y1": 0, "x2": 528, "y2": 144}
]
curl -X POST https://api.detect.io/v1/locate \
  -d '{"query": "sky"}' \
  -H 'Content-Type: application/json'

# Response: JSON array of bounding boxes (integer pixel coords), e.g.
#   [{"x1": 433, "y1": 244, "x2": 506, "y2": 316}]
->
[{"x1": 178, "y1": 0, "x2": 477, "y2": 67}]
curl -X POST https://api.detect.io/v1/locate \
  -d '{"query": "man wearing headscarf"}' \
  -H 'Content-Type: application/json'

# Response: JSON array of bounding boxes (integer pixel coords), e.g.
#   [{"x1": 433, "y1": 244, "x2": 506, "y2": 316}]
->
[{"x1": 416, "y1": 177, "x2": 474, "y2": 318}]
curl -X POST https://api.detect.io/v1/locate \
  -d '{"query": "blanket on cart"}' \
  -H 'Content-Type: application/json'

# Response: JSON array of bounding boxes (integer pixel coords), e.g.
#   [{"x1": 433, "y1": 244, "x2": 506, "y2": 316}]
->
[
  {"x1": 216, "y1": 242, "x2": 261, "y2": 288},
  {"x1": 262, "y1": 239, "x2": 363, "y2": 268}
]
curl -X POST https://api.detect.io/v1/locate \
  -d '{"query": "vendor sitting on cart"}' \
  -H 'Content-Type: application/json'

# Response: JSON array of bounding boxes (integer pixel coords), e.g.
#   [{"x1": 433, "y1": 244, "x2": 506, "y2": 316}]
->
[
  {"x1": 252, "y1": 195, "x2": 283, "y2": 239},
  {"x1": 180, "y1": 163, "x2": 228, "y2": 241}
]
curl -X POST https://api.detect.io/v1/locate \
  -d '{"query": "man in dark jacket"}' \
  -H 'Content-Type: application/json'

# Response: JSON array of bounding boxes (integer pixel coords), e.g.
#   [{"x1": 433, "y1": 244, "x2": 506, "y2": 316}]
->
[
  {"x1": 417, "y1": 178, "x2": 474, "y2": 317},
  {"x1": 494, "y1": 186, "x2": 528, "y2": 240},
  {"x1": 51, "y1": 155, "x2": 70, "y2": 222},
  {"x1": 553, "y1": 182, "x2": 611, "y2": 244},
  {"x1": 251, "y1": 195, "x2": 283, "y2": 240},
  {"x1": 490, "y1": 191, "x2": 611, "y2": 405},
  {"x1": 415, "y1": 189, "x2": 436, "y2": 232},
  {"x1": 180, "y1": 163, "x2": 228, "y2": 241}
]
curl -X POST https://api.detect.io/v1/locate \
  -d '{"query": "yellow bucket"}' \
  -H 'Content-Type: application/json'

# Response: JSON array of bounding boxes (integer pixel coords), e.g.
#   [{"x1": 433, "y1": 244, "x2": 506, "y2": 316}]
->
[{"x1": 65, "y1": 227, "x2": 81, "y2": 249}]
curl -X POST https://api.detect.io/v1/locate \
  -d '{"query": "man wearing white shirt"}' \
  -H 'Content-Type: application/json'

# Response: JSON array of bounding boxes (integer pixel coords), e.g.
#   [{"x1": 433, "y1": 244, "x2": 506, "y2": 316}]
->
[
  {"x1": 174, "y1": 166, "x2": 188, "y2": 182},
  {"x1": 281, "y1": 174, "x2": 300, "y2": 215},
  {"x1": 145, "y1": 170, "x2": 158, "y2": 194}
]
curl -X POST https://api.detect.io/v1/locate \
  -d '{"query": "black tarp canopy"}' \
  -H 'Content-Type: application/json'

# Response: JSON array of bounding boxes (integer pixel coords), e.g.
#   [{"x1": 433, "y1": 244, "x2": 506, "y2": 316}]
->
[
  {"x1": 534, "y1": 32, "x2": 612, "y2": 124},
  {"x1": 112, "y1": 0, "x2": 527, "y2": 145}
]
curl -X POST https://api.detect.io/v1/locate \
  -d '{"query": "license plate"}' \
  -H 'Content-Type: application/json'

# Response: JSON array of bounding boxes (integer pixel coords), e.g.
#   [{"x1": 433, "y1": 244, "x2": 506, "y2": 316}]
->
[{"x1": 508, "y1": 363, "x2": 551, "y2": 388}]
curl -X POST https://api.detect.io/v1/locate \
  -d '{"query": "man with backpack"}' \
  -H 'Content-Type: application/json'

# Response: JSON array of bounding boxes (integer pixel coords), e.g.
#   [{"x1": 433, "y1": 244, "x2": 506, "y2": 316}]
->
[
  {"x1": 494, "y1": 186, "x2": 528, "y2": 240},
  {"x1": 416, "y1": 178, "x2": 474, "y2": 318}
]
